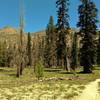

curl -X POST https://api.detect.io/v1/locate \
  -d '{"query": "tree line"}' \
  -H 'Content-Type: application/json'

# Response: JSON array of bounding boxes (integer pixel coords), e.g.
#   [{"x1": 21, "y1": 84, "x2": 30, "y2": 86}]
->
[{"x1": 45, "y1": 0, "x2": 99, "y2": 74}]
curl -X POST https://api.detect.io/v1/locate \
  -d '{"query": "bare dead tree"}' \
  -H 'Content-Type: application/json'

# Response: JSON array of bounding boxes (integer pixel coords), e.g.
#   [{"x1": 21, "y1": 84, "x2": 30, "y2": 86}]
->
[{"x1": 16, "y1": 0, "x2": 25, "y2": 77}]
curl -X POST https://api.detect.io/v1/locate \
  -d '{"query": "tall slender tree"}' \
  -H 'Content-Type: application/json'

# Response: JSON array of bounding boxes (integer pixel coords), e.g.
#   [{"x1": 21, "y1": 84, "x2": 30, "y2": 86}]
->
[
  {"x1": 27, "y1": 32, "x2": 32, "y2": 66},
  {"x1": 56, "y1": 0, "x2": 70, "y2": 70},
  {"x1": 97, "y1": 31, "x2": 100, "y2": 65},
  {"x1": 71, "y1": 32, "x2": 78, "y2": 71},
  {"x1": 77, "y1": 0, "x2": 98, "y2": 73},
  {"x1": 45, "y1": 16, "x2": 55, "y2": 67},
  {"x1": 16, "y1": 0, "x2": 25, "y2": 77}
]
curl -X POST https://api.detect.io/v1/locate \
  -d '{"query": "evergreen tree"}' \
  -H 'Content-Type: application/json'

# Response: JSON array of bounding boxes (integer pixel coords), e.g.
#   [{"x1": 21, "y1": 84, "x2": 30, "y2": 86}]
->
[
  {"x1": 27, "y1": 32, "x2": 32, "y2": 66},
  {"x1": 34, "y1": 60, "x2": 44, "y2": 80},
  {"x1": 97, "y1": 31, "x2": 100, "y2": 65},
  {"x1": 0, "y1": 41, "x2": 7, "y2": 67},
  {"x1": 77, "y1": 0, "x2": 98, "y2": 73},
  {"x1": 45, "y1": 16, "x2": 55, "y2": 67},
  {"x1": 56, "y1": 0, "x2": 70, "y2": 70},
  {"x1": 71, "y1": 32, "x2": 78, "y2": 71},
  {"x1": 40, "y1": 36, "x2": 45, "y2": 65}
]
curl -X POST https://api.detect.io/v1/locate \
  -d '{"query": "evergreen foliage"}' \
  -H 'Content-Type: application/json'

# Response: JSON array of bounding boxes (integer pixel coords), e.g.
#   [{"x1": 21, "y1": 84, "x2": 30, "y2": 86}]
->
[
  {"x1": 0, "y1": 41, "x2": 7, "y2": 67},
  {"x1": 97, "y1": 31, "x2": 100, "y2": 65},
  {"x1": 27, "y1": 32, "x2": 32, "y2": 66},
  {"x1": 77, "y1": 0, "x2": 98, "y2": 73},
  {"x1": 56, "y1": 0, "x2": 70, "y2": 70},
  {"x1": 34, "y1": 61, "x2": 44, "y2": 80},
  {"x1": 71, "y1": 32, "x2": 78, "y2": 71},
  {"x1": 45, "y1": 16, "x2": 55, "y2": 67}
]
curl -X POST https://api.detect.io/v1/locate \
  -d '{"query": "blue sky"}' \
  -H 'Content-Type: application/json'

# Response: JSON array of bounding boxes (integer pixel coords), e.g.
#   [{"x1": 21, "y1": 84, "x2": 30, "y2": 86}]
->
[{"x1": 0, "y1": 0, "x2": 99, "y2": 32}]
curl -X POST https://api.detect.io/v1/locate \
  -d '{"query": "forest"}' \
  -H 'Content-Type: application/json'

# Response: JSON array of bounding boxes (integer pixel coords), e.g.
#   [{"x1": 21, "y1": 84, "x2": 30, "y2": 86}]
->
[{"x1": 0, "y1": 0, "x2": 100, "y2": 100}]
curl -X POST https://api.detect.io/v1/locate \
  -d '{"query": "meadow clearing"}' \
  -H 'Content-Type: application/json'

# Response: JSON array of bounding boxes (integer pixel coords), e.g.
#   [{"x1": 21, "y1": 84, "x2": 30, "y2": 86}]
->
[{"x1": 0, "y1": 67, "x2": 100, "y2": 100}]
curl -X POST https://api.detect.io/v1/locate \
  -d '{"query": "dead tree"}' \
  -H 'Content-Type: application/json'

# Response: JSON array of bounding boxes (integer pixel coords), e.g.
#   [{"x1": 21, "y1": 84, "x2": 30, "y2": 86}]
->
[{"x1": 16, "y1": 0, "x2": 25, "y2": 77}]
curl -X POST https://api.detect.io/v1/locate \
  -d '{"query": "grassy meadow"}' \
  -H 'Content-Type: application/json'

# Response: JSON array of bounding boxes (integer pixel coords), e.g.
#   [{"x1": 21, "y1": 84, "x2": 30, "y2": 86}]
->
[{"x1": 0, "y1": 67, "x2": 100, "y2": 100}]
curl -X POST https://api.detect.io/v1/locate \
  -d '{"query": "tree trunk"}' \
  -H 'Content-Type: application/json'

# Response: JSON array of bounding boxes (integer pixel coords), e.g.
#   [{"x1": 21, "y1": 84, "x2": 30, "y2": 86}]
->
[
  {"x1": 20, "y1": 63, "x2": 23, "y2": 75},
  {"x1": 83, "y1": 66, "x2": 92, "y2": 73},
  {"x1": 67, "y1": 57, "x2": 71, "y2": 72},
  {"x1": 16, "y1": 66, "x2": 20, "y2": 77}
]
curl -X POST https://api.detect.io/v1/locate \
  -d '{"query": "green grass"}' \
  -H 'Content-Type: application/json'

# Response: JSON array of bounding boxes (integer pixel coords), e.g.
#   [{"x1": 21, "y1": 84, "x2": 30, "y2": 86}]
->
[
  {"x1": 44, "y1": 67, "x2": 100, "y2": 85},
  {"x1": 0, "y1": 67, "x2": 100, "y2": 88},
  {"x1": 0, "y1": 67, "x2": 100, "y2": 100},
  {"x1": 0, "y1": 67, "x2": 35, "y2": 88}
]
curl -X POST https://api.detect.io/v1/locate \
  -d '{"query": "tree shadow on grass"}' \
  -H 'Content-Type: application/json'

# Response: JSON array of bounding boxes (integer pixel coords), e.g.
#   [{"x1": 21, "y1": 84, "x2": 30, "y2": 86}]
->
[
  {"x1": 44, "y1": 69, "x2": 62, "y2": 73},
  {"x1": 59, "y1": 71, "x2": 74, "y2": 74},
  {"x1": 45, "y1": 68, "x2": 80, "y2": 74},
  {"x1": 77, "y1": 71, "x2": 94, "y2": 74},
  {"x1": 0, "y1": 68, "x2": 4, "y2": 71}
]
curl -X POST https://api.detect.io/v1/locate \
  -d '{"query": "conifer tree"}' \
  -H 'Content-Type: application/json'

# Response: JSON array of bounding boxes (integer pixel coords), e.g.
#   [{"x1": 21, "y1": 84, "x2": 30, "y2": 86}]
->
[
  {"x1": 27, "y1": 32, "x2": 32, "y2": 66},
  {"x1": 45, "y1": 16, "x2": 55, "y2": 67},
  {"x1": 97, "y1": 31, "x2": 100, "y2": 65},
  {"x1": 77, "y1": 0, "x2": 98, "y2": 73},
  {"x1": 0, "y1": 41, "x2": 7, "y2": 67},
  {"x1": 56, "y1": 0, "x2": 70, "y2": 70},
  {"x1": 71, "y1": 33, "x2": 78, "y2": 71}
]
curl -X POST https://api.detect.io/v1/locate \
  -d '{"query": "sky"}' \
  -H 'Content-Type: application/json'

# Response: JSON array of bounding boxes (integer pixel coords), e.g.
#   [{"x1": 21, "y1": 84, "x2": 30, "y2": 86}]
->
[{"x1": 0, "y1": 0, "x2": 100, "y2": 32}]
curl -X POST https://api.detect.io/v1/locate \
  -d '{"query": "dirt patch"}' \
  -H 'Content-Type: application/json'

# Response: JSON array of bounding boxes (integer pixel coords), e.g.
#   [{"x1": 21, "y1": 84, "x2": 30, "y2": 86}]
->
[{"x1": 75, "y1": 79, "x2": 100, "y2": 100}]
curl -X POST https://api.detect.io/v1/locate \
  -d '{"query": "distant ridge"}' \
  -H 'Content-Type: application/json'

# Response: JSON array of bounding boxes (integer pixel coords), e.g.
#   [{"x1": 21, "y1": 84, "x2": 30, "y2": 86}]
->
[{"x1": 0, "y1": 26, "x2": 19, "y2": 35}]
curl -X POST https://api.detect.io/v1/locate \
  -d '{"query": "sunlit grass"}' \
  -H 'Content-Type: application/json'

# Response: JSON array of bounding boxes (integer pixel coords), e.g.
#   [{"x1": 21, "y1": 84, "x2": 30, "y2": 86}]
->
[
  {"x1": 0, "y1": 67, "x2": 100, "y2": 88},
  {"x1": 0, "y1": 67, "x2": 100, "y2": 99},
  {"x1": 0, "y1": 82, "x2": 83, "y2": 100}
]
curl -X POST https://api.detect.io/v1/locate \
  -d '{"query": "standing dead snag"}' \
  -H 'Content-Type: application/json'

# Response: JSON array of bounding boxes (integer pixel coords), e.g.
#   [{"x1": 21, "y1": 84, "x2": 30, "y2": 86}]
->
[{"x1": 16, "y1": 0, "x2": 25, "y2": 77}]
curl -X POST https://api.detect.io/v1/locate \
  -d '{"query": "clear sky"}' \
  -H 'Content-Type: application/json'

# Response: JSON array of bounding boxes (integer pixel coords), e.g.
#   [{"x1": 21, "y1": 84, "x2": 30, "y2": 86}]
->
[{"x1": 0, "y1": 0, "x2": 100, "y2": 32}]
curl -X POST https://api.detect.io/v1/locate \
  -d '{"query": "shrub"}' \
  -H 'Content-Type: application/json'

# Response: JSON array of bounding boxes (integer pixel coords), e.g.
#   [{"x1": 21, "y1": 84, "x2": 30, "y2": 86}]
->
[{"x1": 34, "y1": 61, "x2": 44, "y2": 80}]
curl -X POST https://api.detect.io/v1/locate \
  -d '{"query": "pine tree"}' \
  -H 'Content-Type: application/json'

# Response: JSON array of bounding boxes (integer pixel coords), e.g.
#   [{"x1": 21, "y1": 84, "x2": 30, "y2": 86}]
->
[
  {"x1": 56, "y1": 0, "x2": 70, "y2": 70},
  {"x1": 97, "y1": 31, "x2": 100, "y2": 65},
  {"x1": 40, "y1": 36, "x2": 45, "y2": 65},
  {"x1": 77, "y1": 0, "x2": 98, "y2": 73},
  {"x1": 45, "y1": 16, "x2": 55, "y2": 67},
  {"x1": 0, "y1": 41, "x2": 7, "y2": 67},
  {"x1": 71, "y1": 32, "x2": 78, "y2": 71},
  {"x1": 27, "y1": 32, "x2": 32, "y2": 66}
]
